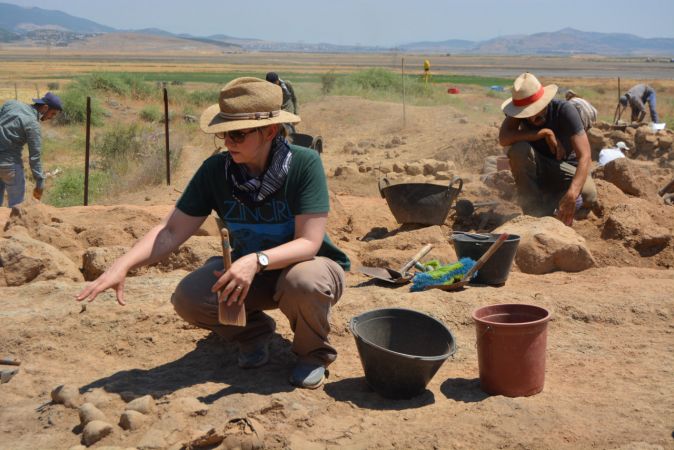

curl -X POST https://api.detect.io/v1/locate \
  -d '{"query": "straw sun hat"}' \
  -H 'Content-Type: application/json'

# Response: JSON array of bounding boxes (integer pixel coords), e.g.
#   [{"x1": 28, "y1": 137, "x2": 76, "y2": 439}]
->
[
  {"x1": 501, "y1": 73, "x2": 558, "y2": 119},
  {"x1": 200, "y1": 77, "x2": 300, "y2": 134}
]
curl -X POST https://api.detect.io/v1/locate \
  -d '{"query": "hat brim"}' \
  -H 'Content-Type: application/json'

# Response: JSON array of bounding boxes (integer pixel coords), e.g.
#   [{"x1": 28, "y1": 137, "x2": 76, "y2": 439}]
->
[
  {"x1": 501, "y1": 85, "x2": 558, "y2": 119},
  {"x1": 200, "y1": 103, "x2": 301, "y2": 134}
]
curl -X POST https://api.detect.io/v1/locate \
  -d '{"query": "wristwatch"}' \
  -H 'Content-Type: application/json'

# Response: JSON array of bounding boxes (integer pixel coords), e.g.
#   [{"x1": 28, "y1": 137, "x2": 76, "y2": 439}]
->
[{"x1": 255, "y1": 252, "x2": 269, "y2": 273}]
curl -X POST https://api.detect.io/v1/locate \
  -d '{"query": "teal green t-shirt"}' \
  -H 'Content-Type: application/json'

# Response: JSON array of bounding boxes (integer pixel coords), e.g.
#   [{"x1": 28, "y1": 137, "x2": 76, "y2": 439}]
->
[{"x1": 177, "y1": 145, "x2": 350, "y2": 271}]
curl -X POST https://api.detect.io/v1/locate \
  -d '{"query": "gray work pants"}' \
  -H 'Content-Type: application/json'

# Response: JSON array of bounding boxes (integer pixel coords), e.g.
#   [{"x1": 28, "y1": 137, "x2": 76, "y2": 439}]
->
[
  {"x1": 171, "y1": 256, "x2": 345, "y2": 366},
  {"x1": 507, "y1": 141, "x2": 597, "y2": 216}
]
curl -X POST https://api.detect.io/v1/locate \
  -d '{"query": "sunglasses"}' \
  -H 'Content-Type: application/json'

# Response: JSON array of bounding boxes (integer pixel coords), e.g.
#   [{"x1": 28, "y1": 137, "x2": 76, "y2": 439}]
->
[{"x1": 215, "y1": 128, "x2": 260, "y2": 144}]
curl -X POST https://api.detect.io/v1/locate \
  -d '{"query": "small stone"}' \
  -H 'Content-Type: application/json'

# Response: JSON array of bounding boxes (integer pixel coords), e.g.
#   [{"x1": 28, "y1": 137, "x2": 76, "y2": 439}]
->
[
  {"x1": 126, "y1": 395, "x2": 155, "y2": 415},
  {"x1": 82, "y1": 420, "x2": 113, "y2": 446},
  {"x1": 51, "y1": 384, "x2": 80, "y2": 409},
  {"x1": 79, "y1": 402, "x2": 106, "y2": 426},
  {"x1": 82, "y1": 389, "x2": 115, "y2": 409},
  {"x1": 404, "y1": 163, "x2": 423, "y2": 176},
  {"x1": 333, "y1": 165, "x2": 357, "y2": 177},
  {"x1": 171, "y1": 397, "x2": 209, "y2": 417},
  {"x1": 119, "y1": 410, "x2": 146, "y2": 431},
  {"x1": 342, "y1": 141, "x2": 355, "y2": 153}
]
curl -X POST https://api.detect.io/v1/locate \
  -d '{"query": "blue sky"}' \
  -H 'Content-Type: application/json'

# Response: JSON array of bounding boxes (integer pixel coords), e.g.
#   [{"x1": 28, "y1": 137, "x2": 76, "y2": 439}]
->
[{"x1": 6, "y1": 0, "x2": 674, "y2": 46}]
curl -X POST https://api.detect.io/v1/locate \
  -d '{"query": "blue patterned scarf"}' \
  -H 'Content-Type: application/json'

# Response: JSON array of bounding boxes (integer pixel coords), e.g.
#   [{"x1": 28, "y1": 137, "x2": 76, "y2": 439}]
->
[{"x1": 224, "y1": 134, "x2": 292, "y2": 204}]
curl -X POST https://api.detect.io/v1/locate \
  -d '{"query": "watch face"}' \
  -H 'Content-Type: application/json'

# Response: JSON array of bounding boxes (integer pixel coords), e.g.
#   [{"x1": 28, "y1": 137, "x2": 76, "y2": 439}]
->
[{"x1": 258, "y1": 253, "x2": 269, "y2": 266}]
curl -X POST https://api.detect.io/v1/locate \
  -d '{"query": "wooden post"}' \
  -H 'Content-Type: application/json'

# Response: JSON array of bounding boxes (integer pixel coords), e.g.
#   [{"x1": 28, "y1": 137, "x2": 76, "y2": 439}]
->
[
  {"x1": 163, "y1": 87, "x2": 171, "y2": 186},
  {"x1": 84, "y1": 97, "x2": 91, "y2": 206},
  {"x1": 401, "y1": 57, "x2": 406, "y2": 127},
  {"x1": 613, "y1": 76, "x2": 624, "y2": 124}
]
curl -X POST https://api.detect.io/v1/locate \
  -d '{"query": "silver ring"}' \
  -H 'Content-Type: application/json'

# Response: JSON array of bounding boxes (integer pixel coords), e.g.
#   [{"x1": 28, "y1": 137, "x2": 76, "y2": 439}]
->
[{"x1": 235, "y1": 285, "x2": 242, "y2": 291}]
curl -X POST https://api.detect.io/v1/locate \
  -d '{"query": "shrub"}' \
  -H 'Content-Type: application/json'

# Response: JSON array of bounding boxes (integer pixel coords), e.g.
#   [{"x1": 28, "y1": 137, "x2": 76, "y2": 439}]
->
[
  {"x1": 187, "y1": 89, "x2": 216, "y2": 106},
  {"x1": 47, "y1": 82, "x2": 60, "y2": 91},
  {"x1": 73, "y1": 73, "x2": 154, "y2": 99},
  {"x1": 45, "y1": 168, "x2": 109, "y2": 207},
  {"x1": 94, "y1": 122, "x2": 178, "y2": 190},
  {"x1": 54, "y1": 87, "x2": 104, "y2": 126},
  {"x1": 139, "y1": 105, "x2": 162, "y2": 122},
  {"x1": 95, "y1": 122, "x2": 146, "y2": 175},
  {"x1": 329, "y1": 68, "x2": 430, "y2": 102},
  {"x1": 320, "y1": 71, "x2": 338, "y2": 94}
]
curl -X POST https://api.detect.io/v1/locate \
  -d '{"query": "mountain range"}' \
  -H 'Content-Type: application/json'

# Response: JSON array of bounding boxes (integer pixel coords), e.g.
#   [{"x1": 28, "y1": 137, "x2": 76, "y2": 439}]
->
[{"x1": 1, "y1": 2, "x2": 673, "y2": 55}]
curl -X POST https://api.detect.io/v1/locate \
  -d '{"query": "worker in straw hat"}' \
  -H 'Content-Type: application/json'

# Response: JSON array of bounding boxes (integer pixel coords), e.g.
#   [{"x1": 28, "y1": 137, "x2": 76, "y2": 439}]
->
[
  {"x1": 77, "y1": 77, "x2": 349, "y2": 389},
  {"x1": 499, "y1": 72, "x2": 596, "y2": 225}
]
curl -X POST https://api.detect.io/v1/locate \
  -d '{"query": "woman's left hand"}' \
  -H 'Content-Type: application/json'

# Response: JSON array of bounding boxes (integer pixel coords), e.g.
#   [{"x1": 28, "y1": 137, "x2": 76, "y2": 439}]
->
[{"x1": 211, "y1": 253, "x2": 258, "y2": 306}]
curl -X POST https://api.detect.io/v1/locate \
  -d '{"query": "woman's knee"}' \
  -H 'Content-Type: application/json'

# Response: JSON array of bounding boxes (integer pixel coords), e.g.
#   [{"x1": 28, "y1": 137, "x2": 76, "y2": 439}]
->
[
  {"x1": 171, "y1": 262, "x2": 219, "y2": 323},
  {"x1": 275, "y1": 258, "x2": 344, "y2": 307}
]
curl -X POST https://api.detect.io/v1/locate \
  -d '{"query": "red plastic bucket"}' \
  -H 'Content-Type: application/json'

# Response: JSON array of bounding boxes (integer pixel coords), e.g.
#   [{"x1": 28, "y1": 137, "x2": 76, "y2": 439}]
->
[{"x1": 472, "y1": 303, "x2": 551, "y2": 397}]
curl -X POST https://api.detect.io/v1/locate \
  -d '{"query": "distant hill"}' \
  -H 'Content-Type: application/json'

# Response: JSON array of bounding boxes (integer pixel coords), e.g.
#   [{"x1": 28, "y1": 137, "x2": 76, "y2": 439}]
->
[
  {"x1": 398, "y1": 39, "x2": 476, "y2": 53},
  {"x1": 64, "y1": 32, "x2": 240, "y2": 54},
  {"x1": 404, "y1": 28, "x2": 674, "y2": 56},
  {"x1": 1, "y1": 2, "x2": 672, "y2": 56},
  {"x1": 0, "y1": 2, "x2": 114, "y2": 33},
  {"x1": 0, "y1": 26, "x2": 20, "y2": 42}
]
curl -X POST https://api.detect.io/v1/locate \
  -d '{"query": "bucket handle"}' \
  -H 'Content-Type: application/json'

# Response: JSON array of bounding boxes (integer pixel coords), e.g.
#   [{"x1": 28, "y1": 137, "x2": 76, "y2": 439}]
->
[
  {"x1": 447, "y1": 176, "x2": 463, "y2": 197},
  {"x1": 451, "y1": 231, "x2": 492, "y2": 241},
  {"x1": 378, "y1": 177, "x2": 391, "y2": 199}
]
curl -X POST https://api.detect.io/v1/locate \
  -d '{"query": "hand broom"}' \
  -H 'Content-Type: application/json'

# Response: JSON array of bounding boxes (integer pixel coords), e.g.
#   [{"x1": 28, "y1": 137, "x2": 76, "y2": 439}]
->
[{"x1": 218, "y1": 228, "x2": 247, "y2": 327}]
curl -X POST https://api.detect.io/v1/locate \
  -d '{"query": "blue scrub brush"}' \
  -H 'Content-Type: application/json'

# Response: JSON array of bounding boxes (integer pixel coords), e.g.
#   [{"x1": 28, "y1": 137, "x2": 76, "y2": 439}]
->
[{"x1": 410, "y1": 257, "x2": 476, "y2": 292}]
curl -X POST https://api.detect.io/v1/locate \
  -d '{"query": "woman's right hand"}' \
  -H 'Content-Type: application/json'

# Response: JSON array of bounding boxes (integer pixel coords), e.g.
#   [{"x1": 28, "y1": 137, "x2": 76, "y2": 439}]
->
[{"x1": 75, "y1": 262, "x2": 129, "y2": 306}]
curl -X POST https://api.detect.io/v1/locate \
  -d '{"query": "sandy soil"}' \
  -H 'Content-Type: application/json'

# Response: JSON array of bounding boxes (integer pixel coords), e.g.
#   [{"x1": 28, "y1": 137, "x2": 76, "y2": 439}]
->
[{"x1": 1, "y1": 96, "x2": 673, "y2": 450}]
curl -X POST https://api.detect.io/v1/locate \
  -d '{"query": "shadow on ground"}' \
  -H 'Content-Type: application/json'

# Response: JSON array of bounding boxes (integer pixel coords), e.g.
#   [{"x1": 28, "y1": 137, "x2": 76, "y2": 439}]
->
[
  {"x1": 79, "y1": 333, "x2": 295, "y2": 403},
  {"x1": 440, "y1": 377, "x2": 489, "y2": 402},
  {"x1": 324, "y1": 377, "x2": 435, "y2": 410}
]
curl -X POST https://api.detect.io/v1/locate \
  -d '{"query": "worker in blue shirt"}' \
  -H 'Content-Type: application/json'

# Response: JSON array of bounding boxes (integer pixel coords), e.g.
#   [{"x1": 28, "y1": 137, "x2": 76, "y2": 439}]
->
[{"x1": 0, "y1": 92, "x2": 62, "y2": 207}]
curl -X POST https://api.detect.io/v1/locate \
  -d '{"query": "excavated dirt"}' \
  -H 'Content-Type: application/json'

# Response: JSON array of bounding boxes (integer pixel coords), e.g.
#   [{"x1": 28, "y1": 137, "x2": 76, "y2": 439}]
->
[{"x1": 1, "y1": 96, "x2": 673, "y2": 450}]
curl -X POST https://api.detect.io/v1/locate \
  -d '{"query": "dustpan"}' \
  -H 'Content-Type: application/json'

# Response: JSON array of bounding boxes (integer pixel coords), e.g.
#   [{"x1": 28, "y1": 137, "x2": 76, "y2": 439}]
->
[{"x1": 359, "y1": 244, "x2": 432, "y2": 285}]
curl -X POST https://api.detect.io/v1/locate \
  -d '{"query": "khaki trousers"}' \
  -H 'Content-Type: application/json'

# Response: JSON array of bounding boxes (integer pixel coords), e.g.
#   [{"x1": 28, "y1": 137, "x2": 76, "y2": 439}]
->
[
  {"x1": 171, "y1": 256, "x2": 345, "y2": 366},
  {"x1": 508, "y1": 141, "x2": 597, "y2": 216}
]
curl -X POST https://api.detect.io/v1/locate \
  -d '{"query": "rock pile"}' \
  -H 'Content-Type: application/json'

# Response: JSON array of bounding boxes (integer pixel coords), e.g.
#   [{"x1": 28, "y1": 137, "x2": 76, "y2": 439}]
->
[{"x1": 588, "y1": 121, "x2": 673, "y2": 168}]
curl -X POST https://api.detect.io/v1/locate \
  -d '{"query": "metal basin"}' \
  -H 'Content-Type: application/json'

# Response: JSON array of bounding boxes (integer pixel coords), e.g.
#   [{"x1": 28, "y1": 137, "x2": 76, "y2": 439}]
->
[{"x1": 379, "y1": 176, "x2": 463, "y2": 225}]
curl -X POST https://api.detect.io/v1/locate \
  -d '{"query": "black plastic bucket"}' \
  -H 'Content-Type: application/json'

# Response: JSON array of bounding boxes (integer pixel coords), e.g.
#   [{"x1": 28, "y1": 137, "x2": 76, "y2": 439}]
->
[
  {"x1": 288, "y1": 133, "x2": 323, "y2": 153},
  {"x1": 349, "y1": 308, "x2": 456, "y2": 399},
  {"x1": 452, "y1": 231, "x2": 520, "y2": 285},
  {"x1": 379, "y1": 177, "x2": 463, "y2": 225}
]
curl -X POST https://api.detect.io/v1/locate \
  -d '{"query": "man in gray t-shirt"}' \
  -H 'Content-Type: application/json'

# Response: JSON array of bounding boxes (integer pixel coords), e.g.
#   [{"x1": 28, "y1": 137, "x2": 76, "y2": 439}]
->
[
  {"x1": 620, "y1": 84, "x2": 659, "y2": 123},
  {"x1": 499, "y1": 73, "x2": 596, "y2": 225}
]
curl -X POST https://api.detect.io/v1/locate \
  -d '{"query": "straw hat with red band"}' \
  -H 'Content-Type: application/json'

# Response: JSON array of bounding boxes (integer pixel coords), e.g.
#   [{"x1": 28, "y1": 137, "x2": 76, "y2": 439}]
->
[
  {"x1": 200, "y1": 77, "x2": 300, "y2": 134},
  {"x1": 501, "y1": 72, "x2": 558, "y2": 119}
]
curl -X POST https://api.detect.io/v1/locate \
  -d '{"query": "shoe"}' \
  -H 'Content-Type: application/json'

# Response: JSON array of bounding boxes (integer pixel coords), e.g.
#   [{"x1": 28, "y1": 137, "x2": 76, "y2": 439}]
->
[
  {"x1": 289, "y1": 362, "x2": 326, "y2": 389},
  {"x1": 237, "y1": 338, "x2": 270, "y2": 369}
]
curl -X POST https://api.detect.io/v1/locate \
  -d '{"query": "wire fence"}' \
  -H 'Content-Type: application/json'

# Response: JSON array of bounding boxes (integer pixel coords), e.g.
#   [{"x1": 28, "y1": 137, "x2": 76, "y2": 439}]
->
[{"x1": 0, "y1": 81, "x2": 58, "y2": 104}]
